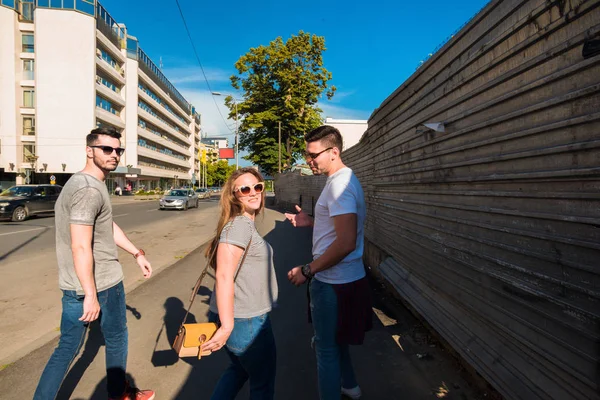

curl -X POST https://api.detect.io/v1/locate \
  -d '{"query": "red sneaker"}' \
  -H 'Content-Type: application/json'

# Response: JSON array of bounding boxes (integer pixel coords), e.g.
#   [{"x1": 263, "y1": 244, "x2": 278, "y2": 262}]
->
[{"x1": 110, "y1": 384, "x2": 155, "y2": 400}]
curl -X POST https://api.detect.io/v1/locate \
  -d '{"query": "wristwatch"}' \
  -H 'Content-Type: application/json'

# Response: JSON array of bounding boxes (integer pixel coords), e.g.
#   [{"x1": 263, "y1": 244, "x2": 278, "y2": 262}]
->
[
  {"x1": 133, "y1": 249, "x2": 146, "y2": 259},
  {"x1": 301, "y1": 263, "x2": 314, "y2": 279}
]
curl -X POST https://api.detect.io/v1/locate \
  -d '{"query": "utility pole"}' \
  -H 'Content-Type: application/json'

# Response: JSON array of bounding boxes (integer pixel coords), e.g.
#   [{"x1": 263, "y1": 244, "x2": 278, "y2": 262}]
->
[
  {"x1": 278, "y1": 121, "x2": 282, "y2": 173},
  {"x1": 235, "y1": 101, "x2": 239, "y2": 170}
]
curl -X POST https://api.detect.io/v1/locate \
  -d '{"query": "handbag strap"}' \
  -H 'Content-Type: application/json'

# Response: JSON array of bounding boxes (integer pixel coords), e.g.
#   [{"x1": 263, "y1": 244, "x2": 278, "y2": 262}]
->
[{"x1": 179, "y1": 235, "x2": 252, "y2": 328}]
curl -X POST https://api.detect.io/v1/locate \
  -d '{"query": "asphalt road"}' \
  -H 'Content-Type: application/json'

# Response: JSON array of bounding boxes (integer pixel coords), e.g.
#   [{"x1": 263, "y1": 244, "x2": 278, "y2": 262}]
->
[
  {"x1": 0, "y1": 196, "x2": 222, "y2": 366},
  {"x1": 0, "y1": 197, "x2": 219, "y2": 265}
]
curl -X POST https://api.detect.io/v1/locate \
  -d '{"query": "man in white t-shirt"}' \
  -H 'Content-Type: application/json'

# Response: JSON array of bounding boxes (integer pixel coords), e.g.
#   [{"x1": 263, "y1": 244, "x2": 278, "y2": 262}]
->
[{"x1": 286, "y1": 125, "x2": 371, "y2": 400}]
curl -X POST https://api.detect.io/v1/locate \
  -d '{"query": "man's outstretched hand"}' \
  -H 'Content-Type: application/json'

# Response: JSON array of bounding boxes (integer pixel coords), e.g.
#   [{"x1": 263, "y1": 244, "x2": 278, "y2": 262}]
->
[{"x1": 284, "y1": 205, "x2": 313, "y2": 227}]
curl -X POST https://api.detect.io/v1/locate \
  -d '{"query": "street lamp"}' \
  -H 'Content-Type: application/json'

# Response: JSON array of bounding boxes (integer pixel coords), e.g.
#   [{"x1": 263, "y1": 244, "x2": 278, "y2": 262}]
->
[{"x1": 212, "y1": 91, "x2": 239, "y2": 170}]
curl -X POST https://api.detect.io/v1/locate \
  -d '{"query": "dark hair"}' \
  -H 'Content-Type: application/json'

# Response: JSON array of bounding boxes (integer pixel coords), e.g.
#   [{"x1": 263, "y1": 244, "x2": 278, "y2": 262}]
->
[
  {"x1": 86, "y1": 126, "x2": 122, "y2": 146},
  {"x1": 304, "y1": 125, "x2": 343, "y2": 153}
]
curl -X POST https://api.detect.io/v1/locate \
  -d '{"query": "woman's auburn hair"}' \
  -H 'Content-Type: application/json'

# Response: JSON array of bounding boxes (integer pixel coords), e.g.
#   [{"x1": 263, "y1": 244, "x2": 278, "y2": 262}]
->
[{"x1": 205, "y1": 167, "x2": 266, "y2": 269}]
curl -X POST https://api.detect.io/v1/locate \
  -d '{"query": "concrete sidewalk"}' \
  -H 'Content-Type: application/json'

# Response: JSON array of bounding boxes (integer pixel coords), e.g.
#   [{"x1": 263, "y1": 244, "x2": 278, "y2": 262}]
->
[{"x1": 0, "y1": 208, "x2": 484, "y2": 399}]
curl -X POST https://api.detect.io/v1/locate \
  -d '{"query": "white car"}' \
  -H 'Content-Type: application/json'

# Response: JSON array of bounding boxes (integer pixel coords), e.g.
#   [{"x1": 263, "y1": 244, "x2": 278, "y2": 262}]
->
[
  {"x1": 159, "y1": 189, "x2": 199, "y2": 210},
  {"x1": 194, "y1": 188, "x2": 211, "y2": 200}
]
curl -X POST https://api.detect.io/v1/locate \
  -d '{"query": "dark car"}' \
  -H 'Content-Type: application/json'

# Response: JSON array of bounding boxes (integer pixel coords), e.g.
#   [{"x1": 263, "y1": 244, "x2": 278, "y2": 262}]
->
[{"x1": 0, "y1": 184, "x2": 62, "y2": 222}]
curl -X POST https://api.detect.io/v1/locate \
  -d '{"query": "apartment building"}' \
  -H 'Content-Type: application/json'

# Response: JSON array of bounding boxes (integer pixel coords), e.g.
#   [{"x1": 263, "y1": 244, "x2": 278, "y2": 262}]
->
[{"x1": 0, "y1": 0, "x2": 203, "y2": 191}]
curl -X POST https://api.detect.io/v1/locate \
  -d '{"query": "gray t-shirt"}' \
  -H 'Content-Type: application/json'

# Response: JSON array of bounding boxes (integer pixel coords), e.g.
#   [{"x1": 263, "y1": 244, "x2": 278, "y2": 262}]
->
[
  {"x1": 55, "y1": 172, "x2": 123, "y2": 295},
  {"x1": 209, "y1": 215, "x2": 279, "y2": 318}
]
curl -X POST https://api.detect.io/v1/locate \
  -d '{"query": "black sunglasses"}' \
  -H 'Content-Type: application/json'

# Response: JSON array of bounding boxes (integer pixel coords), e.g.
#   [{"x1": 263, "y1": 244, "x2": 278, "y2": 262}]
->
[
  {"x1": 234, "y1": 182, "x2": 265, "y2": 196},
  {"x1": 304, "y1": 147, "x2": 333, "y2": 162},
  {"x1": 89, "y1": 145, "x2": 125, "y2": 156}
]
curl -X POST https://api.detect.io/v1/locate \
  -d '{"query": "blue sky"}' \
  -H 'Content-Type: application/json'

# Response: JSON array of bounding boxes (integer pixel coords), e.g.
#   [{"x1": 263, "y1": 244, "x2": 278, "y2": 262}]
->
[{"x1": 101, "y1": 0, "x2": 489, "y2": 164}]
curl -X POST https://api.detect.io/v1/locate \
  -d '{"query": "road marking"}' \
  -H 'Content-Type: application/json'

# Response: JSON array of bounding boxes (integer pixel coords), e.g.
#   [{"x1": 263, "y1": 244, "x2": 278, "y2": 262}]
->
[
  {"x1": 0, "y1": 226, "x2": 53, "y2": 236},
  {"x1": 146, "y1": 209, "x2": 158, "y2": 212},
  {"x1": 113, "y1": 213, "x2": 129, "y2": 218}
]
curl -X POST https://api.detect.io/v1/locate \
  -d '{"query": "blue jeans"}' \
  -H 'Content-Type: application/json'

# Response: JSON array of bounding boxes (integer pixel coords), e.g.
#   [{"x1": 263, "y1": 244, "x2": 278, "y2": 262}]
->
[
  {"x1": 209, "y1": 311, "x2": 276, "y2": 400},
  {"x1": 34, "y1": 281, "x2": 128, "y2": 400},
  {"x1": 310, "y1": 279, "x2": 358, "y2": 400}
]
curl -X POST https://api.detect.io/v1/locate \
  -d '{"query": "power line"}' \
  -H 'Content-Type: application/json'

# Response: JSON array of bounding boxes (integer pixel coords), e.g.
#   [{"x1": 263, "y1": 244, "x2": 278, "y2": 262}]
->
[{"x1": 173, "y1": 0, "x2": 233, "y2": 133}]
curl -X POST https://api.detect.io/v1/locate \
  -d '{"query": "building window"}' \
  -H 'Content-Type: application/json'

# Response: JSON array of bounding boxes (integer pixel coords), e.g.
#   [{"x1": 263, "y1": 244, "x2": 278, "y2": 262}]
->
[
  {"x1": 23, "y1": 59, "x2": 34, "y2": 80},
  {"x1": 22, "y1": 33, "x2": 34, "y2": 53},
  {"x1": 20, "y1": 0, "x2": 35, "y2": 21},
  {"x1": 23, "y1": 89, "x2": 35, "y2": 108},
  {"x1": 96, "y1": 75, "x2": 119, "y2": 93},
  {"x1": 96, "y1": 95, "x2": 119, "y2": 115},
  {"x1": 1, "y1": 0, "x2": 16, "y2": 8},
  {"x1": 23, "y1": 117, "x2": 35, "y2": 136},
  {"x1": 23, "y1": 144, "x2": 36, "y2": 162}
]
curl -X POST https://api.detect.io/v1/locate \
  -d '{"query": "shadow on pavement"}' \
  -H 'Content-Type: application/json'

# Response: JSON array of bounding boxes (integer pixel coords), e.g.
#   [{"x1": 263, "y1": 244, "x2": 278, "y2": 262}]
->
[
  {"x1": 55, "y1": 303, "x2": 145, "y2": 400},
  {"x1": 83, "y1": 372, "x2": 138, "y2": 400},
  {"x1": 150, "y1": 297, "x2": 197, "y2": 368},
  {"x1": 0, "y1": 225, "x2": 51, "y2": 262}
]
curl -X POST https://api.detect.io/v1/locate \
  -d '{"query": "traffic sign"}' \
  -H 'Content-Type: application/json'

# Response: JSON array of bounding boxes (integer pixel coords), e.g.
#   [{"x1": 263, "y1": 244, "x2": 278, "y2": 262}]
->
[{"x1": 50, "y1": 175, "x2": 56, "y2": 181}]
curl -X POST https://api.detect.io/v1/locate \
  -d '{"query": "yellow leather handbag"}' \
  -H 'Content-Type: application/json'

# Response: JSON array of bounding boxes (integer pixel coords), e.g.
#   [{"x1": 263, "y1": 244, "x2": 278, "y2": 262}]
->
[
  {"x1": 172, "y1": 321, "x2": 218, "y2": 359},
  {"x1": 172, "y1": 237, "x2": 251, "y2": 359}
]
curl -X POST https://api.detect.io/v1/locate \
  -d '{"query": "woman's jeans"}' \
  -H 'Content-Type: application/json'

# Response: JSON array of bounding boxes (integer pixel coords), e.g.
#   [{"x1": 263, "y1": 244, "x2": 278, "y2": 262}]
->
[
  {"x1": 33, "y1": 281, "x2": 128, "y2": 400},
  {"x1": 209, "y1": 311, "x2": 276, "y2": 400},
  {"x1": 310, "y1": 279, "x2": 358, "y2": 400}
]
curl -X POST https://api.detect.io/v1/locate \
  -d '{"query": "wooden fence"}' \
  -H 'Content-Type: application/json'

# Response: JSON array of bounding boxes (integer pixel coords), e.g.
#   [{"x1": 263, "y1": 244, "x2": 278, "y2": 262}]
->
[{"x1": 275, "y1": 0, "x2": 600, "y2": 398}]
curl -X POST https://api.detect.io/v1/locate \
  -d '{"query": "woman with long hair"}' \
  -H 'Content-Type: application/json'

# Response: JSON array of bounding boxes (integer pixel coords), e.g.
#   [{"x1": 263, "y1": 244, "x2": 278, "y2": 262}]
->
[{"x1": 201, "y1": 167, "x2": 279, "y2": 400}]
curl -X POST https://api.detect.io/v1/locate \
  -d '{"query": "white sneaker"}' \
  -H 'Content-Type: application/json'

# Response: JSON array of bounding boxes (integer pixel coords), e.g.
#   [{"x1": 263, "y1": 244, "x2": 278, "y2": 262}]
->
[{"x1": 341, "y1": 386, "x2": 362, "y2": 399}]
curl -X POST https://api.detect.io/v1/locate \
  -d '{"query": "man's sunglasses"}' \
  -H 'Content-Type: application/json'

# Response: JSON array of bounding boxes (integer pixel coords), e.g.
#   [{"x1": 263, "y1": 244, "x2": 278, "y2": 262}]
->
[
  {"x1": 234, "y1": 182, "x2": 265, "y2": 196},
  {"x1": 89, "y1": 145, "x2": 125, "y2": 156},
  {"x1": 304, "y1": 147, "x2": 333, "y2": 162}
]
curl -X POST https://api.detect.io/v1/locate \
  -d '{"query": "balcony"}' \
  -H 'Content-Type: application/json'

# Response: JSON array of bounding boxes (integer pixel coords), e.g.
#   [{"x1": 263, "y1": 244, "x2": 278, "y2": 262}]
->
[
  {"x1": 138, "y1": 162, "x2": 190, "y2": 179},
  {"x1": 137, "y1": 126, "x2": 189, "y2": 155},
  {"x1": 96, "y1": 30, "x2": 125, "y2": 63},
  {"x1": 137, "y1": 69, "x2": 191, "y2": 124},
  {"x1": 96, "y1": 81, "x2": 125, "y2": 107},
  {"x1": 21, "y1": 135, "x2": 36, "y2": 143},
  {"x1": 137, "y1": 88, "x2": 190, "y2": 133},
  {"x1": 138, "y1": 106, "x2": 190, "y2": 145},
  {"x1": 95, "y1": 54, "x2": 125, "y2": 85},
  {"x1": 138, "y1": 165, "x2": 185, "y2": 179},
  {"x1": 96, "y1": 108, "x2": 125, "y2": 129},
  {"x1": 137, "y1": 146, "x2": 190, "y2": 169}
]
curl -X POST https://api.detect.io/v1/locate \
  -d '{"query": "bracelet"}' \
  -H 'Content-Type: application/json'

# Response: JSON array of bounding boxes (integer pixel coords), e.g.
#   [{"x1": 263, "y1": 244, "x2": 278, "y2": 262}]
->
[{"x1": 133, "y1": 249, "x2": 145, "y2": 259}]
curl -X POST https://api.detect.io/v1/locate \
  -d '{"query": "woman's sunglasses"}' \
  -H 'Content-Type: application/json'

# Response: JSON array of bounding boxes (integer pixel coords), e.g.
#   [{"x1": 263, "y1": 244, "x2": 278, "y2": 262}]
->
[
  {"x1": 89, "y1": 145, "x2": 125, "y2": 156},
  {"x1": 234, "y1": 182, "x2": 265, "y2": 196}
]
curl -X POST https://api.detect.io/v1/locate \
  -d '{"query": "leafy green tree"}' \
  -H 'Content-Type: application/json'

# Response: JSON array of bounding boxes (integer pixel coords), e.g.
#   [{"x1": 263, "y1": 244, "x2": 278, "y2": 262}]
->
[
  {"x1": 226, "y1": 31, "x2": 336, "y2": 174},
  {"x1": 205, "y1": 160, "x2": 235, "y2": 187}
]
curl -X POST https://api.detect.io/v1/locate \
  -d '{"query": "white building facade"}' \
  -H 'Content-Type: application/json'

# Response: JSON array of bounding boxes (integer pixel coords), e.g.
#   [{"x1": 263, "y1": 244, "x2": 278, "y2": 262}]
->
[
  {"x1": 0, "y1": 0, "x2": 202, "y2": 191},
  {"x1": 324, "y1": 117, "x2": 368, "y2": 151}
]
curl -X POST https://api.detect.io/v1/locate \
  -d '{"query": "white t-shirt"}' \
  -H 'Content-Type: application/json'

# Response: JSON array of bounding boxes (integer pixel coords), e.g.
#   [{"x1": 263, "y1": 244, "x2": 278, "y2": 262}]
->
[{"x1": 313, "y1": 167, "x2": 366, "y2": 284}]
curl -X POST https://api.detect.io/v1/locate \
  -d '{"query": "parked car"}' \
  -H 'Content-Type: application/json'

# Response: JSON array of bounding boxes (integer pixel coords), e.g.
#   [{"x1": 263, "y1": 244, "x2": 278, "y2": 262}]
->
[
  {"x1": 0, "y1": 184, "x2": 62, "y2": 222},
  {"x1": 194, "y1": 188, "x2": 211, "y2": 199},
  {"x1": 159, "y1": 188, "x2": 198, "y2": 210}
]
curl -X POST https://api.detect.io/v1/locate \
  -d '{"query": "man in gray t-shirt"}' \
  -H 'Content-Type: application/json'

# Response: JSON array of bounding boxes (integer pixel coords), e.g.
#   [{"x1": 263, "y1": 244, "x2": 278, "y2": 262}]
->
[{"x1": 34, "y1": 127, "x2": 155, "y2": 400}]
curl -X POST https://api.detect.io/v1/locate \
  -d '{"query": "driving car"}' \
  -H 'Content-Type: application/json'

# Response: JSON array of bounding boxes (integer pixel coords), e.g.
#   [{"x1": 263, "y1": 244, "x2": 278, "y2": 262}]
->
[
  {"x1": 159, "y1": 188, "x2": 198, "y2": 210},
  {"x1": 0, "y1": 184, "x2": 62, "y2": 222},
  {"x1": 194, "y1": 187, "x2": 211, "y2": 200}
]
